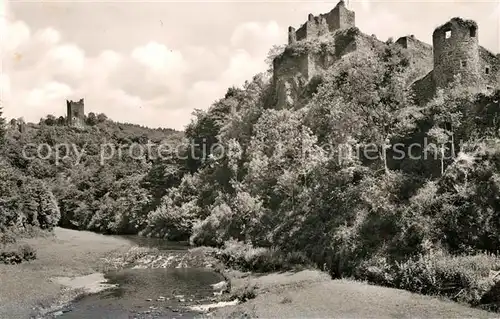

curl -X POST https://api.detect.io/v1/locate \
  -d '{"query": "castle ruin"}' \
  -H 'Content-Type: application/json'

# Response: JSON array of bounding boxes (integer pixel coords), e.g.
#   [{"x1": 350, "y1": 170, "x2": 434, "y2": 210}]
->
[
  {"x1": 273, "y1": 0, "x2": 358, "y2": 109},
  {"x1": 412, "y1": 17, "x2": 500, "y2": 103},
  {"x1": 288, "y1": 0, "x2": 355, "y2": 45},
  {"x1": 66, "y1": 98, "x2": 85, "y2": 127},
  {"x1": 273, "y1": 1, "x2": 500, "y2": 109},
  {"x1": 432, "y1": 18, "x2": 480, "y2": 89}
]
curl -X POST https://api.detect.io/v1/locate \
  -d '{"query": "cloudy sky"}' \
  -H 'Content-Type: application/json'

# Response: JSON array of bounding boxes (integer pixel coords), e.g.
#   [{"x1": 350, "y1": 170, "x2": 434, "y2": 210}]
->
[{"x1": 1, "y1": 0, "x2": 499, "y2": 130}]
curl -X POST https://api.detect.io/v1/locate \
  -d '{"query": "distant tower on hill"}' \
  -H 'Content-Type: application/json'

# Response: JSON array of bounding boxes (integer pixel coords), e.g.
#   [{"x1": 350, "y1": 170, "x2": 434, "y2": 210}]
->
[
  {"x1": 66, "y1": 98, "x2": 85, "y2": 127},
  {"x1": 432, "y1": 18, "x2": 481, "y2": 89}
]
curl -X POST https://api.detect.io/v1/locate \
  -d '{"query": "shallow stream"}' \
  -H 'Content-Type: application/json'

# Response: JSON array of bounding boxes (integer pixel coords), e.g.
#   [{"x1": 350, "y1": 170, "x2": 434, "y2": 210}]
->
[{"x1": 52, "y1": 236, "x2": 226, "y2": 318}]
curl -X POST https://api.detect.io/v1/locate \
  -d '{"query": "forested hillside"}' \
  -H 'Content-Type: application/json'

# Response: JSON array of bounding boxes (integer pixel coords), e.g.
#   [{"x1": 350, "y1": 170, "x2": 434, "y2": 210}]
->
[
  {"x1": 1, "y1": 112, "x2": 183, "y2": 235},
  {"x1": 1, "y1": 35, "x2": 500, "y2": 309},
  {"x1": 142, "y1": 40, "x2": 500, "y2": 309}
]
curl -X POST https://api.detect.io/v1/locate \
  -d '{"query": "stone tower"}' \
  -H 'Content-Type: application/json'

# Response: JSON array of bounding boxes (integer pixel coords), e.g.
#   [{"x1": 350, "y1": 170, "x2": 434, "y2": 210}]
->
[
  {"x1": 432, "y1": 18, "x2": 481, "y2": 89},
  {"x1": 322, "y1": 0, "x2": 355, "y2": 33},
  {"x1": 66, "y1": 98, "x2": 85, "y2": 127}
]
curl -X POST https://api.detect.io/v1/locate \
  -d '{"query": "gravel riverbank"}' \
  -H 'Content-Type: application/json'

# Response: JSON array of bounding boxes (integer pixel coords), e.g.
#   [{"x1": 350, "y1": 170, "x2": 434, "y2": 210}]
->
[{"x1": 0, "y1": 228, "x2": 133, "y2": 318}]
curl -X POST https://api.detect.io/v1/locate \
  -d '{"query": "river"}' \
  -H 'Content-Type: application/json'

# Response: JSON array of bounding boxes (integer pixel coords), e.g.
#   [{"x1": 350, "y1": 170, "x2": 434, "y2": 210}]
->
[{"x1": 48, "y1": 235, "x2": 226, "y2": 318}]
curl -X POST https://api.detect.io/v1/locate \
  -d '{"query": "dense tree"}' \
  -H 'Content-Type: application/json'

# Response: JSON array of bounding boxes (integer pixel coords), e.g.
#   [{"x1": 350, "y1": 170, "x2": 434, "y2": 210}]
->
[
  {"x1": 97, "y1": 113, "x2": 108, "y2": 123},
  {"x1": 0, "y1": 106, "x2": 6, "y2": 143},
  {"x1": 1, "y1": 115, "x2": 182, "y2": 235},
  {"x1": 307, "y1": 44, "x2": 421, "y2": 173},
  {"x1": 86, "y1": 112, "x2": 98, "y2": 125},
  {"x1": 45, "y1": 115, "x2": 57, "y2": 126}
]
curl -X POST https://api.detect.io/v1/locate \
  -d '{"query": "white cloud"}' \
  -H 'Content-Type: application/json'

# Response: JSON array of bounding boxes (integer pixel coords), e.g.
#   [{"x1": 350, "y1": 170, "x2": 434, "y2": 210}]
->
[
  {"x1": 357, "y1": 0, "x2": 371, "y2": 12},
  {"x1": 25, "y1": 81, "x2": 73, "y2": 107},
  {"x1": 231, "y1": 21, "x2": 284, "y2": 56},
  {"x1": 46, "y1": 44, "x2": 86, "y2": 75},
  {"x1": 99, "y1": 50, "x2": 122, "y2": 67},
  {"x1": 131, "y1": 41, "x2": 185, "y2": 72},
  {"x1": 0, "y1": 74, "x2": 11, "y2": 100},
  {"x1": 186, "y1": 80, "x2": 225, "y2": 111},
  {"x1": 221, "y1": 49, "x2": 266, "y2": 87},
  {"x1": 34, "y1": 27, "x2": 60, "y2": 45},
  {"x1": 106, "y1": 89, "x2": 143, "y2": 110},
  {"x1": 2, "y1": 20, "x2": 30, "y2": 52}
]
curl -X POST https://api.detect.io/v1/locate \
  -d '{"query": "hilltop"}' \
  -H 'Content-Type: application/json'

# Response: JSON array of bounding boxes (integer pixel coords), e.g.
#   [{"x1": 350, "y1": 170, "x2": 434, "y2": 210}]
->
[
  {"x1": 1, "y1": 115, "x2": 183, "y2": 236},
  {"x1": 272, "y1": 2, "x2": 498, "y2": 109}
]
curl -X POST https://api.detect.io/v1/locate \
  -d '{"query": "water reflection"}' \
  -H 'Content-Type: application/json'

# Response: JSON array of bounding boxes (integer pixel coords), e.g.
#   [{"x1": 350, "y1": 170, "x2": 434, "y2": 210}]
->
[{"x1": 56, "y1": 236, "x2": 223, "y2": 318}]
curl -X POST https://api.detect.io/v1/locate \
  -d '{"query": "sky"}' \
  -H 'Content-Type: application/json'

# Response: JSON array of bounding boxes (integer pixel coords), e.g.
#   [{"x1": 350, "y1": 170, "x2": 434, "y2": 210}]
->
[{"x1": 1, "y1": 0, "x2": 499, "y2": 130}]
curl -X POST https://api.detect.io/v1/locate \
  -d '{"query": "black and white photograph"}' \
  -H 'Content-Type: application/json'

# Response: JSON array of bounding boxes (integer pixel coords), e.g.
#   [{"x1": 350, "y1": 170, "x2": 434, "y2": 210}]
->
[{"x1": 1, "y1": 0, "x2": 499, "y2": 318}]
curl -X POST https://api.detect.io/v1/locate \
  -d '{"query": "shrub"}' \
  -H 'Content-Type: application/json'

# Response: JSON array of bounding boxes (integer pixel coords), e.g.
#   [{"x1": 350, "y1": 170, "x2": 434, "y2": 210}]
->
[
  {"x1": 0, "y1": 244, "x2": 37, "y2": 264},
  {"x1": 231, "y1": 283, "x2": 257, "y2": 302},
  {"x1": 481, "y1": 280, "x2": 500, "y2": 312},
  {"x1": 19, "y1": 244, "x2": 37, "y2": 261},
  {"x1": 0, "y1": 231, "x2": 16, "y2": 246},
  {"x1": 215, "y1": 239, "x2": 312, "y2": 273},
  {"x1": 393, "y1": 251, "x2": 500, "y2": 304},
  {"x1": 356, "y1": 255, "x2": 395, "y2": 286},
  {"x1": 355, "y1": 251, "x2": 500, "y2": 306}
]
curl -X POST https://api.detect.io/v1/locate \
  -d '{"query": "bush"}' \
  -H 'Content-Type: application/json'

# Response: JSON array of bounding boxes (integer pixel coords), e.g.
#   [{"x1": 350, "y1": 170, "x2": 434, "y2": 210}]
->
[
  {"x1": 231, "y1": 283, "x2": 257, "y2": 302},
  {"x1": 0, "y1": 244, "x2": 37, "y2": 264},
  {"x1": 357, "y1": 255, "x2": 395, "y2": 287},
  {"x1": 215, "y1": 239, "x2": 312, "y2": 273},
  {"x1": 357, "y1": 251, "x2": 500, "y2": 305},
  {"x1": 395, "y1": 252, "x2": 500, "y2": 304},
  {"x1": 19, "y1": 244, "x2": 37, "y2": 261},
  {"x1": 481, "y1": 280, "x2": 500, "y2": 312},
  {"x1": 0, "y1": 231, "x2": 16, "y2": 246}
]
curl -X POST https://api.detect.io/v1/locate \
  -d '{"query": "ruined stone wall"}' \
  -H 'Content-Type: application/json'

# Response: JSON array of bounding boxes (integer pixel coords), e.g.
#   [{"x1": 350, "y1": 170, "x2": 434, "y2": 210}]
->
[
  {"x1": 273, "y1": 28, "x2": 374, "y2": 109},
  {"x1": 295, "y1": 14, "x2": 329, "y2": 42},
  {"x1": 396, "y1": 35, "x2": 434, "y2": 85},
  {"x1": 288, "y1": 27, "x2": 297, "y2": 45},
  {"x1": 397, "y1": 36, "x2": 432, "y2": 56},
  {"x1": 396, "y1": 35, "x2": 431, "y2": 51},
  {"x1": 349, "y1": 29, "x2": 380, "y2": 56},
  {"x1": 432, "y1": 18, "x2": 480, "y2": 89},
  {"x1": 292, "y1": 1, "x2": 355, "y2": 44},
  {"x1": 323, "y1": 1, "x2": 355, "y2": 33},
  {"x1": 67, "y1": 98, "x2": 85, "y2": 127},
  {"x1": 273, "y1": 51, "x2": 312, "y2": 109},
  {"x1": 412, "y1": 71, "x2": 436, "y2": 105},
  {"x1": 396, "y1": 36, "x2": 410, "y2": 49},
  {"x1": 479, "y1": 47, "x2": 500, "y2": 90},
  {"x1": 275, "y1": 7, "x2": 497, "y2": 111}
]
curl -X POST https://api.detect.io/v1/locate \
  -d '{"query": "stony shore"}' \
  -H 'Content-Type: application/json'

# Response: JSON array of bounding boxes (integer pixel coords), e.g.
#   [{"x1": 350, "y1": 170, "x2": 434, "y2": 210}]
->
[{"x1": 0, "y1": 228, "x2": 134, "y2": 318}]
